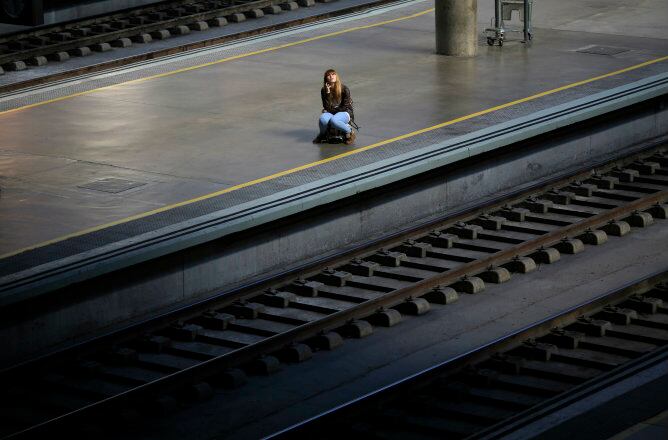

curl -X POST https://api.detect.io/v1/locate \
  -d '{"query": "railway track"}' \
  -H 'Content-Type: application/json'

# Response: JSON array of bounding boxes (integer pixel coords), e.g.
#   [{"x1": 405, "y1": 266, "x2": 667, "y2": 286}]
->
[
  {"x1": 0, "y1": 0, "x2": 309, "y2": 72},
  {"x1": 272, "y1": 275, "x2": 668, "y2": 439},
  {"x1": 1, "y1": 147, "x2": 667, "y2": 438},
  {"x1": 0, "y1": 0, "x2": 389, "y2": 77}
]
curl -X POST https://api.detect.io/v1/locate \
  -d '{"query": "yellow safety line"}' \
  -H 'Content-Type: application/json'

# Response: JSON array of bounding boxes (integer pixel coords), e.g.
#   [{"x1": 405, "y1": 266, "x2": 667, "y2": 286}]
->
[
  {"x1": 0, "y1": 8, "x2": 435, "y2": 117},
  {"x1": 1, "y1": 21, "x2": 667, "y2": 260}
]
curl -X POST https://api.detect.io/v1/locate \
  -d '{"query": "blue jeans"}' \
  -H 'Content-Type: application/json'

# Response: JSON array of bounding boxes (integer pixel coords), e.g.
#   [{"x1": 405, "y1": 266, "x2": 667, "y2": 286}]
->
[{"x1": 319, "y1": 112, "x2": 351, "y2": 135}]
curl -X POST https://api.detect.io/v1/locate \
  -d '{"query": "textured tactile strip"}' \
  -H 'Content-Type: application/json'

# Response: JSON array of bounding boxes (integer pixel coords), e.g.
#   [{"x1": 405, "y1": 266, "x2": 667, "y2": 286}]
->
[{"x1": 0, "y1": 179, "x2": 294, "y2": 275}]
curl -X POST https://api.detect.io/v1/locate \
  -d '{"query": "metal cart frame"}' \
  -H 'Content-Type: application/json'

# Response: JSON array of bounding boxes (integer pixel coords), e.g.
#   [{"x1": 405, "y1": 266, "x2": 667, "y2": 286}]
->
[{"x1": 485, "y1": 0, "x2": 534, "y2": 46}]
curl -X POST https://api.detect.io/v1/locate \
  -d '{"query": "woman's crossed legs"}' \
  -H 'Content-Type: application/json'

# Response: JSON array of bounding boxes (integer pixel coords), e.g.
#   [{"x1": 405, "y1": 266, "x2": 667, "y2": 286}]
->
[{"x1": 319, "y1": 111, "x2": 351, "y2": 135}]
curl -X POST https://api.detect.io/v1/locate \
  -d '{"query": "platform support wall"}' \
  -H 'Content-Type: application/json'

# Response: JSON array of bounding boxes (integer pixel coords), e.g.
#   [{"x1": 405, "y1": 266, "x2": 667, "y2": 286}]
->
[{"x1": 435, "y1": 0, "x2": 477, "y2": 57}]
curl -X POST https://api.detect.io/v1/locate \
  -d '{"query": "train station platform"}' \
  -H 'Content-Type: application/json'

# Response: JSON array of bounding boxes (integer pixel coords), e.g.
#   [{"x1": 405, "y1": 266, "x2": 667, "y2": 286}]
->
[{"x1": 0, "y1": 0, "x2": 667, "y2": 303}]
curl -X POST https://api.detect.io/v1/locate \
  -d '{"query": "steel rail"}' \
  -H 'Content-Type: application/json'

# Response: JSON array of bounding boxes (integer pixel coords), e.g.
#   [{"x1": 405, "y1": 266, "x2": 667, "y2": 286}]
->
[
  {"x1": 8, "y1": 185, "x2": 667, "y2": 438},
  {"x1": 475, "y1": 342, "x2": 668, "y2": 439},
  {"x1": 0, "y1": 0, "x2": 287, "y2": 65},
  {"x1": 0, "y1": 163, "x2": 596, "y2": 377},
  {"x1": 0, "y1": 0, "x2": 198, "y2": 40},
  {"x1": 268, "y1": 269, "x2": 668, "y2": 439},
  {"x1": 0, "y1": 137, "x2": 634, "y2": 378},
  {"x1": 0, "y1": 0, "x2": 407, "y2": 93}
]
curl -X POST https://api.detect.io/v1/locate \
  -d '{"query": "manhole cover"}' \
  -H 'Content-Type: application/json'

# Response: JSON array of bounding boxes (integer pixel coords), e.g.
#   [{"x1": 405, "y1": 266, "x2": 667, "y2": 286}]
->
[
  {"x1": 576, "y1": 45, "x2": 629, "y2": 56},
  {"x1": 78, "y1": 177, "x2": 146, "y2": 193}
]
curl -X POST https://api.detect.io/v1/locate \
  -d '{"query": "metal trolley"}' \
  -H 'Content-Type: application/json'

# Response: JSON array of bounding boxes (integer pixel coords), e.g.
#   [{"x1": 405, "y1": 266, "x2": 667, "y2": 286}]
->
[{"x1": 485, "y1": 0, "x2": 534, "y2": 46}]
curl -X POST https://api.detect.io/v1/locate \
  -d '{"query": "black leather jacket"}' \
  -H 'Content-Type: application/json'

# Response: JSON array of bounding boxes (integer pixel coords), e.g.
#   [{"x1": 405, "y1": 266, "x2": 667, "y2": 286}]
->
[{"x1": 321, "y1": 84, "x2": 354, "y2": 120}]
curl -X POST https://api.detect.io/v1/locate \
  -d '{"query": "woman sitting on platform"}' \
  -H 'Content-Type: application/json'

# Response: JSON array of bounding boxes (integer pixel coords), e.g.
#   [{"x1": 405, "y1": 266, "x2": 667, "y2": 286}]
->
[{"x1": 313, "y1": 68, "x2": 356, "y2": 145}]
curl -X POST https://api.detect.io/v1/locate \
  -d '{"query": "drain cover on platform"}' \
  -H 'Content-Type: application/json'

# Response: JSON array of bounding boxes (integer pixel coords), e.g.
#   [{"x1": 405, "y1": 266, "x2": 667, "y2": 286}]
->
[
  {"x1": 576, "y1": 45, "x2": 629, "y2": 56},
  {"x1": 78, "y1": 177, "x2": 146, "y2": 193}
]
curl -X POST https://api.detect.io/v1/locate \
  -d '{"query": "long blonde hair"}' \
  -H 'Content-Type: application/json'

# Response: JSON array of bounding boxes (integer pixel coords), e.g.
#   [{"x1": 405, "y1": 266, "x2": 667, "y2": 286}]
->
[{"x1": 323, "y1": 68, "x2": 342, "y2": 106}]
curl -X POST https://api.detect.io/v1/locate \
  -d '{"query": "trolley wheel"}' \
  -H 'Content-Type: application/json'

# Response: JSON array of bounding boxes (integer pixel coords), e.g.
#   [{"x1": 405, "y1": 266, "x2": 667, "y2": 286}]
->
[
  {"x1": 487, "y1": 37, "x2": 494, "y2": 46},
  {"x1": 528, "y1": 32, "x2": 533, "y2": 40}
]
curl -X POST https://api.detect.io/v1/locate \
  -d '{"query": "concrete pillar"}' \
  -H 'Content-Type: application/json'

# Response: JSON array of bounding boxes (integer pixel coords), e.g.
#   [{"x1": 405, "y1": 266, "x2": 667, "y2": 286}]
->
[{"x1": 435, "y1": 0, "x2": 477, "y2": 57}]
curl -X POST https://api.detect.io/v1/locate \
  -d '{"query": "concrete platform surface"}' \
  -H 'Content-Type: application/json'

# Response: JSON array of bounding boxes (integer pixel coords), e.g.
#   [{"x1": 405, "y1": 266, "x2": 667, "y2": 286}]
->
[{"x1": 0, "y1": 0, "x2": 667, "y2": 271}]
